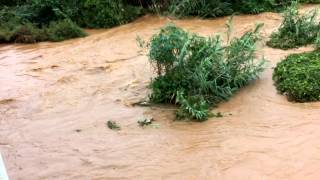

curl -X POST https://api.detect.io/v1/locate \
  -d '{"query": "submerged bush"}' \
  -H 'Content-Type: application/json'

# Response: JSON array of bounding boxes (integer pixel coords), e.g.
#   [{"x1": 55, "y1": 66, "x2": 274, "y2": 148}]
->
[
  {"x1": 267, "y1": 2, "x2": 320, "y2": 49},
  {"x1": 273, "y1": 51, "x2": 320, "y2": 102},
  {"x1": 143, "y1": 22, "x2": 266, "y2": 121}
]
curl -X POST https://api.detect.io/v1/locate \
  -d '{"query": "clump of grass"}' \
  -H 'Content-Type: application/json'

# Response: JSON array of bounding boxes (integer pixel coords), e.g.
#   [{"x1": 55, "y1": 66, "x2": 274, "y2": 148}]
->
[
  {"x1": 142, "y1": 20, "x2": 266, "y2": 121},
  {"x1": 107, "y1": 120, "x2": 121, "y2": 130},
  {"x1": 267, "y1": 2, "x2": 320, "y2": 49},
  {"x1": 273, "y1": 50, "x2": 320, "y2": 102}
]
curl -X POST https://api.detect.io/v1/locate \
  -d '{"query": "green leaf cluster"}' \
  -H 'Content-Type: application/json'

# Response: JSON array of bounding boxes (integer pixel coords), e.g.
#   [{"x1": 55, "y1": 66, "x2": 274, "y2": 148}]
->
[
  {"x1": 146, "y1": 23, "x2": 266, "y2": 121},
  {"x1": 267, "y1": 2, "x2": 320, "y2": 49},
  {"x1": 273, "y1": 50, "x2": 320, "y2": 102}
]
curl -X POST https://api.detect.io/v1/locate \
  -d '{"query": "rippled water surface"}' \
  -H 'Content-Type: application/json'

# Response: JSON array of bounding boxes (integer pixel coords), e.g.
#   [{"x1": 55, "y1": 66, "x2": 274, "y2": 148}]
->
[{"x1": 1, "y1": 5, "x2": 320, "y2": 180}]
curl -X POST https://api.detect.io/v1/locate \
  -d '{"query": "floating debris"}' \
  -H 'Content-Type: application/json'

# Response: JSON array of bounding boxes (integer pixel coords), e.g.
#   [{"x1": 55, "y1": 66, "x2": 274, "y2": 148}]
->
[
  {"x1": 107, "y1": 120, "x2": 121, "y2": 130},
  {"x1": 138, "y1": 117, "x2": 155, "y2": 127}
]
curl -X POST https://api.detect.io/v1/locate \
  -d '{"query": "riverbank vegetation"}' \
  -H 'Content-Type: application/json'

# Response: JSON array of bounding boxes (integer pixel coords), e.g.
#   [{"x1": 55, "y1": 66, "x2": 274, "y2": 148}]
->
[
  {"x1": 141, "y1": 21, "x2": 265, "y2": 121},
  {"x1": 1, "y1": 0, "x2": 319, "y2": 43},
  {"x1": 267, "y1": 2, "x2": 320, "y2": 49}
]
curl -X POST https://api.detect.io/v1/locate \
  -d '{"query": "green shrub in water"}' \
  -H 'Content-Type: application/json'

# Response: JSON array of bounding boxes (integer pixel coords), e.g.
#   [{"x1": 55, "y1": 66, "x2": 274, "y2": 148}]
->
[
  {"x1": 143, "y1": 21, "x2": 266, "y2": 121},
  {"x1": 267, "y1": 2, "x2": 320, "y2": 49},
  {"x1": 273, "y1": 50, "x2": 320, "y2": 102}
]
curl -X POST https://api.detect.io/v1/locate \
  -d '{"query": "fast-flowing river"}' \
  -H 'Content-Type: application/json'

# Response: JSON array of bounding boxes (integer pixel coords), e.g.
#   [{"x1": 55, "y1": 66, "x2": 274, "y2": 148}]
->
[{"x1": 1, "y1": 5, "x2": 320, "y2": 180}]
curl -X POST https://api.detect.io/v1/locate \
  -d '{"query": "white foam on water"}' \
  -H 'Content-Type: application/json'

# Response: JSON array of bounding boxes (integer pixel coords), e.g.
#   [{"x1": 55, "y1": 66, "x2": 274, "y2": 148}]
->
[{"x1": 0, "y1": 153, "x2": 9, "y2": 180}]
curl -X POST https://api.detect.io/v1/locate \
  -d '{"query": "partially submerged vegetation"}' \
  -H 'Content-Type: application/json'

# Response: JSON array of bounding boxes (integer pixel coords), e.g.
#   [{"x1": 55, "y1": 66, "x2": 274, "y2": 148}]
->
[
  {"x1": 273, "y1": 50, "x2": 320, "y2": 102},
  {"x1": 267, "y1": 2, "x2": 320, "y2": 49},
  {"x1": 141, "y1": 20, "x2": 266, "y2": 121},
  {"x1": 107, "y1": 120, "x2": 121, "y2": 131},
  {"x1": 270, "y1": 2, "x2": 320, "y2": 102}
]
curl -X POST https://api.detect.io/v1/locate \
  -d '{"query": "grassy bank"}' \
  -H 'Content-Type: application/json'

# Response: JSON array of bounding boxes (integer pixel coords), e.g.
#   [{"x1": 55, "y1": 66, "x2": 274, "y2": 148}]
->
[{"x1": 1, "y1": 0, "x2": 319, "y2": 43}]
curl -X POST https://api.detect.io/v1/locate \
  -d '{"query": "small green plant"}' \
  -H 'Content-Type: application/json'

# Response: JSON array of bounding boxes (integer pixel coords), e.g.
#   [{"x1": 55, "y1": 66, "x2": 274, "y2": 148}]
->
[
  {"x1": 267, "y1": 2, "x2": 320, "y2": 49},
  {"x1": 107, "y1": 120, "x2": 121, "y2": 130},
  {"x1": 273, "y1": 50, "x2": 320, "y2": 102},
  {"x1": 142, "y1": 21, "x2": 266, "y2": 121}
]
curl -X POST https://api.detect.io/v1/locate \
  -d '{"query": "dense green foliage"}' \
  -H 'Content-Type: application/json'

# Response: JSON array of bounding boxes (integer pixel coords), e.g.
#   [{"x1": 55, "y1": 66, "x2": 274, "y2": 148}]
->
[
  {"x1": 76, "y1": 0, "x2": 142, "y2": 28},
  {"x1": 0, "y1": 7, "x2": 86, "y2": 43},
  {"x1": 166, "y1": 0, "x2": 318, "y2": 18},
  {"x1": 267, "y1": 2, "x2": 320, "y2": 49},
  {"x1": 46, "y1": 19, "x2": 87, "y2": 42},
  {"x1": 144, "y1": 23, "x2": 265, "y2": 121},
  {"x1": 1, "y1": 0, "x2": 319, "y2": 43},
  {"x1": 0, "y1": 0, "x2": 142, "y2": 43},
  {"x1": 168, "y1": 0, "x2": 232, "y2": 18},
  {"x1": 273, "y1": 51, "x2": 320, "y2": 102}
]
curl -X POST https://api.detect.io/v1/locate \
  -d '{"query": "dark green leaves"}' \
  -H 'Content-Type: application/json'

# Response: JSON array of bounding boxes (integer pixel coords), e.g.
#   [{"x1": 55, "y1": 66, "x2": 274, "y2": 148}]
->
[
  {"x1": 273, "y1": 51, "x2": 320, "y2": 102},
  {"x1": 146, "y1": 23, "x2": 265, "y2": 121},
  {"x1": 267, "y1": 2, "x2": 320, "y2": 49}
]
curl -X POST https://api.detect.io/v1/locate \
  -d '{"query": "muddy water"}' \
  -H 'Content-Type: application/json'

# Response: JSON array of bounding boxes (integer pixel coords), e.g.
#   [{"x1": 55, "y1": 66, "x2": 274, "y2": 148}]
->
[{"x1": 1, "y1": 5, "x2": 320, "y2": 180}]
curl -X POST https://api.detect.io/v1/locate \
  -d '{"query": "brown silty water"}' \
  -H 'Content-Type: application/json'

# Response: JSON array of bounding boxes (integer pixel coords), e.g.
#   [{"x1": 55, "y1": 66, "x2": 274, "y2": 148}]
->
[{"x1": 1, "y1": 5, "x2": 320, "y2": 180}]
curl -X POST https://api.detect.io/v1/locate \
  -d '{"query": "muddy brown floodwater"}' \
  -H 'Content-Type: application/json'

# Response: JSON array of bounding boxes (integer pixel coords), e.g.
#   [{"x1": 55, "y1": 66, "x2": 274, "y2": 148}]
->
[{"x1": 1, "y1": 5, "x2": 320, "y2": 180}]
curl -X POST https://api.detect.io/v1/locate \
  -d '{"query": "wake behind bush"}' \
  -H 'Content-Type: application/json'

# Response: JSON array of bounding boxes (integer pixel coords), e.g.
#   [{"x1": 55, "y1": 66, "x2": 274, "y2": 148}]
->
[{"x1": 144, "y1": 23, "x2": 266, "y2": 121}]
